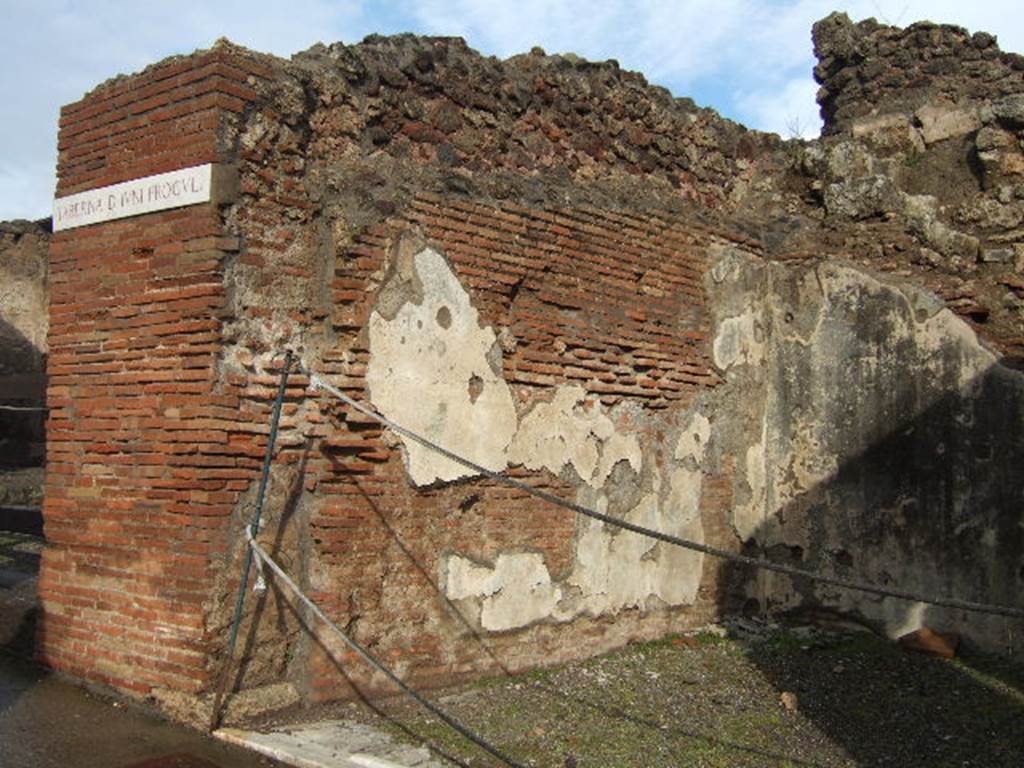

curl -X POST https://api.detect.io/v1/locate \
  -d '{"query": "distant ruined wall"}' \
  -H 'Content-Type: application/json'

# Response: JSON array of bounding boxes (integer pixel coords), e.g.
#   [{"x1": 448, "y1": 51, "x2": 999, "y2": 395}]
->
[
  {"x1": 813, "y1": 12, "x2": 1024, "y2": 136},
  {"x1": 38, "y1": 11, "x2": 1024, "y2": 721},
  {"x1": 0, "y1": 220, "x2": 49, "y2": 474}
]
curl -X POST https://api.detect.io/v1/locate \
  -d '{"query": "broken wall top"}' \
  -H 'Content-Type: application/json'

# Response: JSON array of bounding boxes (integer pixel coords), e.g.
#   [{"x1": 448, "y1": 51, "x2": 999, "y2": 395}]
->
[
  {"x1": 813, "y1": 11, "x2": 1024, "y2": 134},
  {"x1": 237, "y1": 31, "x2": 782, "y2": 218}
]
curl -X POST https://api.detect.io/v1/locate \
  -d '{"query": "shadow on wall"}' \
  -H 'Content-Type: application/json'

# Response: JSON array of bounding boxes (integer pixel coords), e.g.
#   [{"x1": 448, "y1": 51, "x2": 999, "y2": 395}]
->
[
  {"x1": 0, "y1": 318, "x2": 46, "y2": 471},
  {"x1": 716, "y1": 354, "x2": 1024, "y2": 767},
  {"x1": 340, "y1": 353, "x2": 1023, "y2": 766},
  {"x1": 228, "y1": 250, "x2": 1024, "y2": 764}
]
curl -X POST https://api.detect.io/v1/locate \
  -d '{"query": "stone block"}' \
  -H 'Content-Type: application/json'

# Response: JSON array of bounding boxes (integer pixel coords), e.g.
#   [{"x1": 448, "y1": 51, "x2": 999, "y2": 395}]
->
[
  {"x1": 897, "y1": 627, "x2": 960, "y2": 658},
  {"x1": 852, "y1": 113, "x2": 925, "y2": 154},
  {"x1": 988, "y1": 94, "x2": 1024, "y2": 128},
  {"x1": 980, "y1": 247, "x2": 1015, "y2": 263},
  {"x1": 915, "y1": 104, "x2": 981, "y2": 144}
]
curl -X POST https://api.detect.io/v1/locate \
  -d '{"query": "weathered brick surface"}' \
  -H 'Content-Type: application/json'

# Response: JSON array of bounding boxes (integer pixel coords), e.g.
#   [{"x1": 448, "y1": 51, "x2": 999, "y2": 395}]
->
[
  {"x1": 38, "y1": 10, "x2": 1024, "y2": 715},
  {"x1": 287, "y1": 196, "x2": 738, "y2": 698},
  {"x1": 39, "y1": 47, "x2": 270, "y2": 696}
]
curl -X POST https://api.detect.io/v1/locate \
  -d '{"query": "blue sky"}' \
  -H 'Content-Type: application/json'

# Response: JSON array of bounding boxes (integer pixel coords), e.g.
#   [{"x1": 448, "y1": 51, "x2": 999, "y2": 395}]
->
[{"x1": 1, "y1": 0, "x2": 1021, "y2": 221}]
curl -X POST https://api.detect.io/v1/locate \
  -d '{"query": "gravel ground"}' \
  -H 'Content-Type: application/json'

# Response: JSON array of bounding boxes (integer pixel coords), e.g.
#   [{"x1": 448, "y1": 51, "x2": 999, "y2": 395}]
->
[
  {"x1": 6, "y1": 529, "x2": 1021, "y2": 768},
  {"x1": 258, "y1": 621, "x2": 1024, "y2": 768}
]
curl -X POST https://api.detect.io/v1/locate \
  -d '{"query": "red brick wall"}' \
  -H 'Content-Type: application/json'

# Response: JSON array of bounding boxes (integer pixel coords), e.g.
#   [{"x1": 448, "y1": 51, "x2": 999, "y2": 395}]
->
[
  {"x1": 287, "y1": 196, "x2": 740, "y2": 699},
  {"x1": 39, "y1": 49, "x2": 266, "y2": 695},
  {"x1": 42, "y1": 42, "x2": 752, "y2": 707},
  {"x1": 37, "y1": 20, "x2": 1024, "y2": 711}
]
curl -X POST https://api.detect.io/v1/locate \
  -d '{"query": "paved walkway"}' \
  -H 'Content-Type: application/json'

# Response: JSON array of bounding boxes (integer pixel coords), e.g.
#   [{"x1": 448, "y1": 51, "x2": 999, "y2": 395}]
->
[
  {"x1": 217, "y1": 721, "x2": 443, "y2": 768},
  {"x1": 0, "y1": 654, "x2": 288, "y2": 768},
  {"x1": 0, "y1": 531, "x2": 282, "y2": 768},
  {"x1": 0, "y1": 530, "x2": 443, "y2": 768}
]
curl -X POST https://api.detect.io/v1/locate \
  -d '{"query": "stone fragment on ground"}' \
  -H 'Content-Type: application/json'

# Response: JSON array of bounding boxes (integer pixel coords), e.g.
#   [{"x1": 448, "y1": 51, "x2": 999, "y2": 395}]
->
[
  {"x1": 897, "y1": 627, "x2": 960, "y2": 658},
  {"x1": 779, "y1": 691, "x2": 800, "y2": 712},
  {"x1": 216, "y1": 720, "x2": 444, "y2": 768}
]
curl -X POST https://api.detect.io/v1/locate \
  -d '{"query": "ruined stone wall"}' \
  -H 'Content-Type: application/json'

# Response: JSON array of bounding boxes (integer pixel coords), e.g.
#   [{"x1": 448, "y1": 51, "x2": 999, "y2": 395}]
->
[
  {"x1": 813, "y1": 12, "x2": 1024, "y2": 136},
  {"x1": 706, "y1": 250, "x2": 1024, "y2": 652},
  {"x1": 0, "y1": 219, "x2": 49, "y2": 476},
  {"x1": 209, "y1": 35, "x2": 789, "y2": 703},
  {"x1": 37, "y1": 12, "x2": 1024, "y2": 719},
  {"x1": 729, "y1": 12, "x2": 1024, "y2": 654},
  {"x1": 300, "y1": 203, "x2": 742, "y2": 699}
]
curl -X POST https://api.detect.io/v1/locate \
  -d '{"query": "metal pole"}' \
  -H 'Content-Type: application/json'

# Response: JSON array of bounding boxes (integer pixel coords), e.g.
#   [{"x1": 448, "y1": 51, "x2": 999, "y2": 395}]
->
[{"x1": 208, "y1": 350, "x2": 293, "y2": 731}]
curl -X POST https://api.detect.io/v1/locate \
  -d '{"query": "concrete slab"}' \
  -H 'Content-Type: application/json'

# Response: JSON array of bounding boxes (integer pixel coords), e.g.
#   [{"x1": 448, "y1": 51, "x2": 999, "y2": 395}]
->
[{"x1": 215, "y1": 720, "x2": 444, "y2": 768}]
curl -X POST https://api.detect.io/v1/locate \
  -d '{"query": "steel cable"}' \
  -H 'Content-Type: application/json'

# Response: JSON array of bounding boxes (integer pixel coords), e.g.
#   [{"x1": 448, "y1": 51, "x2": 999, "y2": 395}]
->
[
  {"x1": 245, "y1": 529, "x2": 526, "y2": 768},
  {"x1": 303, "y1": 364, "x2": 1024, "y2": 621}
]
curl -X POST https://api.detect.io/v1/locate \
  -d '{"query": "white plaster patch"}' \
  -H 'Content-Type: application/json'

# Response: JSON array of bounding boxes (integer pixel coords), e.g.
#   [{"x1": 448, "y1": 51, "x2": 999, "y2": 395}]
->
[
  {"x1": 819, "y1": 264, "x2": 997, "y2": 396},
  {"x1": 444, "y1": 552, "x2": 562, "y2": 632},
  {"x1": 366, "y1": 248, "x2": 517, "y2": 485},
  {"x1": 713, "y1": 311, "x2": 764, "y2": 370},
  {"x1": 506, "y1": 385, "x2": 642, "y2": 488},
  {"x1": 444, "y1": 414, "x2": 709, "y2": 631},
  {"x1": 568, "y1": 462, "x2": 706, "y2": 616},
  {"x1": 675, "y1": 412, "x2": 711, "y2": 464},
  {"x1": 657, "y1": 467, "x2": 706, "y2": 605},
  {"x1": 570, "y1": 493, "x2": 662, "y2": 615}
]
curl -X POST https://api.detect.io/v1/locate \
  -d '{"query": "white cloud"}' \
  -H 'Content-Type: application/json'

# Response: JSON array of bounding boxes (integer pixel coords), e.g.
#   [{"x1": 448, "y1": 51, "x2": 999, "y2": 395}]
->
[{"x1": 735, "y1": 75, "x2": 823, "y2": 138}]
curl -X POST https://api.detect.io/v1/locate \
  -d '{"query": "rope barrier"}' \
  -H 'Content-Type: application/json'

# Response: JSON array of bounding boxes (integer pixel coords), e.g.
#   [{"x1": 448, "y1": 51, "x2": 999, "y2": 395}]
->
[
  {"x1": 303, "y1": 364, "x2": 1024, "y2": 621},
  {"x1": 245, "y1": 529, "x2": 526, "y2": 768}
]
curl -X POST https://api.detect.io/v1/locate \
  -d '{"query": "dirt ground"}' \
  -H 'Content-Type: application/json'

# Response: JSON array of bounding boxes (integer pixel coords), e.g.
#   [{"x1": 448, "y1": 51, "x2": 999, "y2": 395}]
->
[{"x1": 255, "y1": 619, "x2": 1024, "y2": 768}]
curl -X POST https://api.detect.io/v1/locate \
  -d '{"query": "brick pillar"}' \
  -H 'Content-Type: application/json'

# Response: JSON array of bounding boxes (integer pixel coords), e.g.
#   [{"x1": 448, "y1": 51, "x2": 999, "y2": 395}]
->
[{"x1": 39, "y1": 48, "x2": 264, "y2": 696}]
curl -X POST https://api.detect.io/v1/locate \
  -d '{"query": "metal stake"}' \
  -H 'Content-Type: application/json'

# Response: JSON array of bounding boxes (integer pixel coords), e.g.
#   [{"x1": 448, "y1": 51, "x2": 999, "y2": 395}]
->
[{"x1": 208, "y1": 350, "x2": 293, "y2": 731}]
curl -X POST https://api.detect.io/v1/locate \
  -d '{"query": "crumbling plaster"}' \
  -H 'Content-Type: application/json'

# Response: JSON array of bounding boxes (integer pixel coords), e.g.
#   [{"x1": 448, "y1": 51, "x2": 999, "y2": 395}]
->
[
  {"x1": 708, "y1": 249, "x2": 1024, "y2": 647},
  {"x1": 506, "y1": 385, "x2": 643, "y2": 490},
  {"x1": 367, "y1": 236, "x2": 1019, "y2": 642},
  {"x1": 366, "y1": 245, "x2": 518, "y2": 485},
  {"x1": 367, "y1": 243, "x2": 710, "y2": 632},
  {"x1": 441, "y1": 415, "x2": 708, "y2": 632}
]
